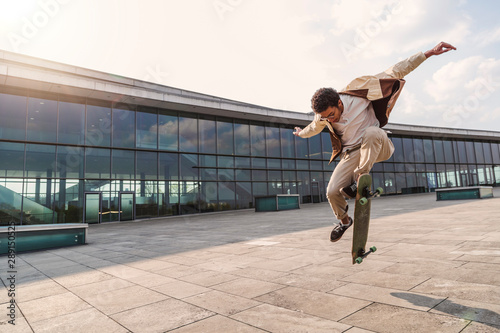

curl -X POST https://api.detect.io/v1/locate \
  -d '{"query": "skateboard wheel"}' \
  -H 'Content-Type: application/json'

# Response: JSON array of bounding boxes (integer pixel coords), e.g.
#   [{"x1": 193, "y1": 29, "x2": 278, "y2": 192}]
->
[
  {"x1": 355, "y1": 257, "x2": 363, "y2": 264},
  {"x1": 370, "y1": 246, "x2": 377, "y2": 252},
  {"x1": 359, "y1": 197, "x2": 368, "y2": 205},
  {"x1": 376, "y1": 187, "x2": 383, "y2": 194}
]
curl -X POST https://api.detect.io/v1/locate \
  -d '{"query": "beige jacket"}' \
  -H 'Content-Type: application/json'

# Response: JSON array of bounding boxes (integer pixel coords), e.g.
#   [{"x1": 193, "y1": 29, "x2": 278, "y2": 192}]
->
[{"x1": 299, "y1": 52, "x2": 428, "y2": 163}]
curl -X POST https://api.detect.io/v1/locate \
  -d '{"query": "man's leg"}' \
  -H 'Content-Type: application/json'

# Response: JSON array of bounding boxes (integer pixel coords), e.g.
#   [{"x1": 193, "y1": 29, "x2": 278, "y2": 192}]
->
[
  {"x1": 354, "y1": 127, "x2": 394, "y2": 177},
  {"x1": 326, "y1": 151, "x2": 360, "y2": 241}
]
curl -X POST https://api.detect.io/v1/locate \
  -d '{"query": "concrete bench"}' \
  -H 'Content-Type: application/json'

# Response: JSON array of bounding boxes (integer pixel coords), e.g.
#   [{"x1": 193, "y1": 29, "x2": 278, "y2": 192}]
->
[
  {"x1": 255, "y1": 194, "x2": 300, "y2": 212},
  {"x1": 0, "y1": 223, "x2": 88, "y2": 254},
  {"x1": 436, "y1": 186, "x2": 494, "y2": 201}
]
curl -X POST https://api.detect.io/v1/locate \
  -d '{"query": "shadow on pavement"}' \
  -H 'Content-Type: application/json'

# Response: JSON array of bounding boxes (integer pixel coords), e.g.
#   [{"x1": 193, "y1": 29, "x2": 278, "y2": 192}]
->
[{"x1": 391, "y1": 292, "x2": 500, "y2": 330}]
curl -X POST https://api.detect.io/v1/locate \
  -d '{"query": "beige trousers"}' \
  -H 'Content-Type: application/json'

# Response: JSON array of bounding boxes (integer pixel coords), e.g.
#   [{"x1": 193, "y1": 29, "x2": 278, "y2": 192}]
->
[{"x1": 326, "y1": 127, "x2": 394, "y2": 220}]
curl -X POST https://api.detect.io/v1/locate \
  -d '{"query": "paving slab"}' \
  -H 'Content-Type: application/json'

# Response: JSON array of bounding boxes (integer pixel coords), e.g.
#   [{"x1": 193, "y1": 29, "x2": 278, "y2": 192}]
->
[
  {"x1": 255, "y1": 286, "x2": 371, "y2": 321},
  {"x1": 109, "y1": 298, "x2": 214, "y2": 332},
  {"x1": 340, "y1": 303, "x2": 469, "y2": 333},
  {"x1": 0, "y1": 189, "x2": 498, "y2": 332},
  {"x1": 168, "y1": 314, "x2": 267, "y2": 332},
  {"x1": 231, "y1": 303, "x2": 351, "y2": 333},
  {"x1": 183, "y1": 290, "x2": 262, "y2": 316},
  {"x1": 29, "y1": 308, "x2": 128, "y2": 333}
]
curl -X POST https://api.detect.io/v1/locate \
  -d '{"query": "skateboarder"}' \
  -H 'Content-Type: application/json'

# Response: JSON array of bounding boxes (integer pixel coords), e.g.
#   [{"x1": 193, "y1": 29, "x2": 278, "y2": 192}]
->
[{"x1": 293, "y1": 41, "x2": 456, "y2": 242}]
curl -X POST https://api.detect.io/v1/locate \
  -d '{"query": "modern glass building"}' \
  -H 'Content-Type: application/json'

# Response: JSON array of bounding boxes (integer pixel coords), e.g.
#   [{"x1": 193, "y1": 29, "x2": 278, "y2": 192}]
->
[{"x1": 1, "y1": 50, "x2": 499, "y2": 226}]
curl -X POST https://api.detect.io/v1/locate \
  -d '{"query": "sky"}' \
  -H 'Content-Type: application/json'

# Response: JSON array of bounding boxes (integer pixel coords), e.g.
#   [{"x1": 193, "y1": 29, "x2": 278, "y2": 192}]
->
[{"x1": 0, "y1": 0, "x2": 499, "y2": 132}]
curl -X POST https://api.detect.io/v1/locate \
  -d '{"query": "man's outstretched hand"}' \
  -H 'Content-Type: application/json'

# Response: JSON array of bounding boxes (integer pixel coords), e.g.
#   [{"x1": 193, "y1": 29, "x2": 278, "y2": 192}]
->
[{"x1": 424, "y1": 42, "x2": 456, "y2": 58}]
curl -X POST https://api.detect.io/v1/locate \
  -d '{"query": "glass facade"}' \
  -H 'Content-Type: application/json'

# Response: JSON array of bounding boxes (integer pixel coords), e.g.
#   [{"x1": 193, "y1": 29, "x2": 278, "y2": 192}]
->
[{"x1": 0, "y1": 91, "x2": 499, "y2": 226}]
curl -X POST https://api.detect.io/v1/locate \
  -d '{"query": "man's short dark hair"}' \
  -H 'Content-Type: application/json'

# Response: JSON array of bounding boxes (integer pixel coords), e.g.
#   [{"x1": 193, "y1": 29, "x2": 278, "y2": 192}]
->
[{"x1": 311, "y1": 88, "x2": 340, "y2": 113}]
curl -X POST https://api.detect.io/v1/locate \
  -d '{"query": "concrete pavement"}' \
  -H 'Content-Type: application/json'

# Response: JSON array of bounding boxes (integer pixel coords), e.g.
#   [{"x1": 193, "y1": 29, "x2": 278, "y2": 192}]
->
[{"x1": 1, "y1": 189, "x2": 500, "y2": 332}]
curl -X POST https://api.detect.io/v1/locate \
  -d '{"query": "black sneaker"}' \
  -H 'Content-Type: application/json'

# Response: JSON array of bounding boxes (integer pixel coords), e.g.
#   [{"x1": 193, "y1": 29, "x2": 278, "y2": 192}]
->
[
  {"x1": 340, "y1": 182, "x2": 357, "y2": 199},
  {"x1": 330, "y1": 217, "x2": 353, "y2": 242}
]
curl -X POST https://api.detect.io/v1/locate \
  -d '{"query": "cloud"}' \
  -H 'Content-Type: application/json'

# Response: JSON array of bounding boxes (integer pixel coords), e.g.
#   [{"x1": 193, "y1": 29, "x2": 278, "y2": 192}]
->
[
  {"x1": 424, "y1": 56, "x2": 500, "y2": 103},
  {"x1": 328, "y1": 0, "x2": 471, "y2": 64},
  {"x1": 474, "y1": 26, "x2": 500, "y2": 48},
  {"x1": 418, "y1": 55, "x2": 500, "y2": 129}
]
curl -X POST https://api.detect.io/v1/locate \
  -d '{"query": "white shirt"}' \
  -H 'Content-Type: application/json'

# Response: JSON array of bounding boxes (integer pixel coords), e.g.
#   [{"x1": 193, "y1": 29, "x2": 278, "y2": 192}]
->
[{"x1": 333, "y1": 94, "x2": 379, "y2": 151}]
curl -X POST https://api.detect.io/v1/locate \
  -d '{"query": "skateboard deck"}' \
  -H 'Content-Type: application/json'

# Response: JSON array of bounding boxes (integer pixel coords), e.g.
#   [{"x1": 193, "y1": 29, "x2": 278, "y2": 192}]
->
[{"x1": 351, "y1": 174, "x2": 382, "y2": 264}]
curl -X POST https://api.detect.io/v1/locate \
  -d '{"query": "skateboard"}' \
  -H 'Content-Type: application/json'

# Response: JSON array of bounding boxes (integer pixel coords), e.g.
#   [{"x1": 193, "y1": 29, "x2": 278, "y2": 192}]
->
[{"x1": 351, "y1": 174, "x2": 383, "y2": 264}]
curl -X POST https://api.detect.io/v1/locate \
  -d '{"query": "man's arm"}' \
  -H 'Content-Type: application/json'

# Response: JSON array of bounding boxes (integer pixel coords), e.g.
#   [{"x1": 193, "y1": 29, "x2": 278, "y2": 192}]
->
[
  {"x1": 382, "y1": 41, "x2": 456, "y2": 79},
  {"x1": 293, "y1": 114, "x2": 327, "y2": 138}
]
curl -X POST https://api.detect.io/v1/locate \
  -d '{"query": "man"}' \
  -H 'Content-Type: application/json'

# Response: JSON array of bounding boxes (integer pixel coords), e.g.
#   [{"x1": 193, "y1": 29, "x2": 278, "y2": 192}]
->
[{"x1": 293, "y1": 41, "x2": 456, "y2": 242}]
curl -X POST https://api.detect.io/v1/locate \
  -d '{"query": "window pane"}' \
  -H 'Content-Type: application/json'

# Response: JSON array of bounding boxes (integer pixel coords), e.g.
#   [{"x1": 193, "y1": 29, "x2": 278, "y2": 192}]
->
[
  {"x1": 390, "y1": 137, "x2": 403, "y2": 163},
  {"x1": 253, "y1": 182, "x2": 267, "y2": 197},
  {"x1": 137, "y1": 151, "x2": 157, "y2": 180},
  {"x1": 199, "y1": 118, "x2": 216, "y2": 154},
  {"x1": 483, "y1": 142, "x2": 493, "y2": 164},
  {"x1": 23, "y1": 178, "x2": 56, "y2": 223},
  {"x1": 296, "y1": 136, "x2": 309, "y2": 159},
  {"x1": 236, "y1": 182, "x2": 252, "y2": 209},
  {"x1": 492, "y1": 143, "x2": 500, "y2": 164},
  {"x1": 57, "y1": 146, "x2": 84, "y2": 178},
  {"x1": 159, "y1": 153, "x2": 179, "y2": 180},
  {"x1": 466, "y1": 141, "x2": 476, "y2": 164},
  {"x1": 200, "y1": 182, "x2": 217, "y2": 212},
  {"x1": 179, "y1": 115, "x2": 198, "y2": 152},
  {"x1": 180, "y1": 154, "x2": 198, "y2": 180},
  {"x1": 321, "y1": 132, "x2": 331, "y2": 160},
  {"x1": 297, "y1": 160, "x2": 309, "y2": 170},
  {"x1": 57, "y1": 101, "x2": 85, "y2": 145},
  {"x1": 86, "y1": 104, "x2": 111, "y2": 146},
  {"x1": 200, "y1": 155, "x2": 216, "y2": 167},
  {"x1": 443, "y1": 140, "x2": 454, "y2": 163},
  {"x1": 217, "y1": 120, "x2": 234, "y2": 155},
  {"x1": 85, "y1": 148, "x2": 110, "y2": 179},
  {"x1": 135, "y1": 180, "x2": 158, "y2": 218},
  {"x1": 252, "y1": 157, "x2": 266, "y2": 168},
  {"x1": 235, "y1": 169, "x2": 251, "y2": 181},
  {"x1": 25, "y1": 144, "x2": 56, "y2": 178},
  {"x1": 433, "y1": 140, "x2": 445, "y2": 163},
  {"x1": 268, "y1": 158, "x2": 281, "y2": 169},
  {"x1": 250, "y1": 124, "x2": 266, "y2": 156},
  {"x1": 252, "y1": 170, "x2": 266, "y2": 181},
  {"x1": 136, "y1": 111, "x2": 158, "y2": 149},
  {"x1": 27, "y1": 98, "x2": 57, "y2": 142},
  {"x1": 234, "y1": 121, "x2": 250, "y2": 155},
  {"x1": 474, "y1": 142, "x2": 485, "y2": 164},
  {"x1": 423, "y1": 139, "x2": 435, "y2": 163},
  {"x1": 309, "y1": 134, "x2": 321, "y2": 159},
  {"x1": 200, "y1": 168, "x2": 217, "y2": 181},
  {"x1": 218, "y1": 156, "x2": 234, "y2": 169},
  {"x1": 159, "y1": 111, "x2": 178, "y2": 151},
  {"x1": 235, "y1": 157, "x2": 251, "y2": 168},
  {"x1": 0, "y1": 142, "x2": 24, "y2": 177},
  {"x1": 266, "y1": 126, "x2": 281, "y2": 157},
  {"x1": 403, "y1": 138, "x2": 414, "y2": 163},
  {"x1": 112, "y1": 150, "x2": 135, "y2": 180},
  {"x1": 281, "y1": 127, "x2": 295, "y2": 158},
  {"x1": 219, "y1": 182, "x2": 235, "y2": 210},
  {"x1": 395, "y1": 173, "x2": 406, "y2": 193},
  {"x1": 159, "y1": 180, "x2": 179, "y2": 216},
  {"x1": 112, "y1": 107, "x2": 135, "y2": 148},
  {"x1": 0, "y1": 93, "x2": 26, "y2": 141},
  {"x1": 446, "y1": 165, "x2": 457, "y2": 186},
  {"x1": 180, "y1": 181, "x2": 199, "y2": 214},
  {"x1": 457, "y1": 141, "x2": 467, "y2": 164}
]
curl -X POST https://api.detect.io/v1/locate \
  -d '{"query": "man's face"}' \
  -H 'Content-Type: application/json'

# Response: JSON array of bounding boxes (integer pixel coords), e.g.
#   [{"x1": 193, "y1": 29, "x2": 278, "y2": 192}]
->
[{"x1": 319, "y1": 100, "x2": 343, "y2": 123}]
